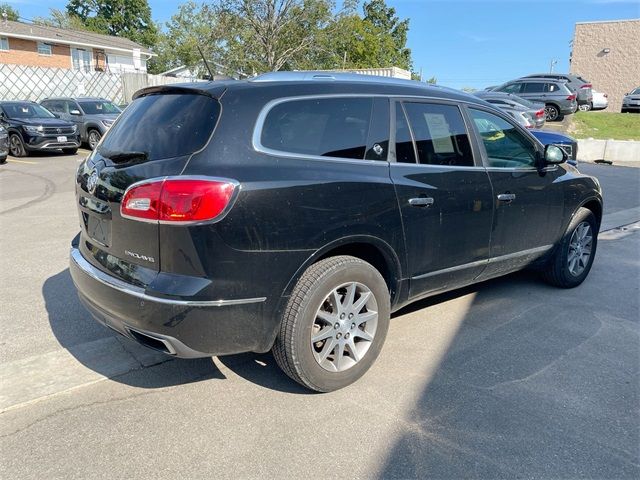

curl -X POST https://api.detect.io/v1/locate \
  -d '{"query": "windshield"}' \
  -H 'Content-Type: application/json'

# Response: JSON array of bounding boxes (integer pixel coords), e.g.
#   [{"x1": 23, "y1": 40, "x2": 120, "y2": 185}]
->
[
  {"x1": 1, "y1": 103, "x2": 55, "y2": 119},
  {"x1": 97, "y1": 93, "x2": 220, "y2": 162},
  {"x1": 632, "y1": 88, "x2": 640, "y2": 95},
  {"x1": 78, "y1": 100, "x2": 121, "y2": 115}
]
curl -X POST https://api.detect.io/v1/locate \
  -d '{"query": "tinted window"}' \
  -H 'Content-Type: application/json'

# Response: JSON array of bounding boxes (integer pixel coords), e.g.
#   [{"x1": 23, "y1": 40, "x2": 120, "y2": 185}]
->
[
  {"x1": 523, "y1": 82, "x2": 545, "y2": 93},
  {"x1": 402, "y1": 102, "x2": 474, "y2": 167},
  {"x1": 499, "y1": 83, "x2": 522, "y2": 94},
  {"x1": 97, "y1": 93, "x2": 220, "y2": 162},
  {"x1": 395, "y1": 104, "x2": 416, "y2": 163},
  {"x1": 261, "y1": 97, "x2": 372, "y2": 160},
  {"x1": 469, "y1": 109, "x2": 537, "y2": 168}
]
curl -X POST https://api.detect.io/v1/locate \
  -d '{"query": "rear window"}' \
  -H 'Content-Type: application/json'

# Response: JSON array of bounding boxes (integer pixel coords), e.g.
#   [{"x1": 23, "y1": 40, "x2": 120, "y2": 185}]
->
[
  {"x1": 78, "y1": 100, "x2": 121, "y2": 115},
  {"x1": 97, "y1": 93, "x2": 220, "y2": 161},
  {"x1": 260, "y1": 97, "x2": 373, "y2": 160}
]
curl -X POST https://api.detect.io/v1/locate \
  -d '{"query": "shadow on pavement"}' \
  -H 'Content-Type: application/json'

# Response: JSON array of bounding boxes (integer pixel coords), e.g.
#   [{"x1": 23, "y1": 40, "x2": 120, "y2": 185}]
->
[
  {"x1": 43, "y1": 268, "x2": 225, "y2": 388},
  {"x1": 377, "y1": 247, "x2": 639, "y2": 478}
]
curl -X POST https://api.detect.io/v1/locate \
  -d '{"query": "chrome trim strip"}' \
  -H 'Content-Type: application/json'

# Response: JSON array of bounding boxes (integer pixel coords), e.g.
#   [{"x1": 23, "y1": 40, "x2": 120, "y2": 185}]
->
[
  {"x1": 71, "y1": 247, "x2": 266, "y2": 307},
  {"x1": 411, "y1": 245, "x2": 553, "y2": 281}
]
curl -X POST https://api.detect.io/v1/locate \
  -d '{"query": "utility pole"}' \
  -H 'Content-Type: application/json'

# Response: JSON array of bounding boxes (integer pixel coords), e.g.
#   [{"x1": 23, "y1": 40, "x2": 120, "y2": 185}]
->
[{"x1": 549, "y1": 59, "x2": 558, "y2": 73}]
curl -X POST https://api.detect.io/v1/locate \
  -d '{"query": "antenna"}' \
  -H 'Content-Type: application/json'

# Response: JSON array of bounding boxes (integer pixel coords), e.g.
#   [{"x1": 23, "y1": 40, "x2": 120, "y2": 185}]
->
[{"x1": 196, "y1": 43, "x2": 214, "y2": 80}]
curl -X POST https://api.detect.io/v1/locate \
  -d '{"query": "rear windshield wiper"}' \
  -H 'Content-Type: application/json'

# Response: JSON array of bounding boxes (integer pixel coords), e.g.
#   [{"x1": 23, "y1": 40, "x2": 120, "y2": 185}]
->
[{"x1": 102, "y1": 151, "x2": 149, "y2": 164}]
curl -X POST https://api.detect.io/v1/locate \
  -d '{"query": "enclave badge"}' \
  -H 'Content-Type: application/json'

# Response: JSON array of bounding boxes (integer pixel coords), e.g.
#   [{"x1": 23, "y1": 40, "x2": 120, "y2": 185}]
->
[{"x1": 87, "y1": 170, "x2": 99, "y2": 194}]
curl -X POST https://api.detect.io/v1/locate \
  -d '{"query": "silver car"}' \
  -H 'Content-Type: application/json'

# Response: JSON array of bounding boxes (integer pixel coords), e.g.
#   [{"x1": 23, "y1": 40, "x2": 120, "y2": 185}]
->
[
  {"x1": 491, "y1": 79, "x2": 578, "y2": 121},
  {"x1": 474, "y1": 91, "x2": 546, "y2": 128},
  {"x1": 621, "y1": 87, "x2": 640, "y2": 113}
]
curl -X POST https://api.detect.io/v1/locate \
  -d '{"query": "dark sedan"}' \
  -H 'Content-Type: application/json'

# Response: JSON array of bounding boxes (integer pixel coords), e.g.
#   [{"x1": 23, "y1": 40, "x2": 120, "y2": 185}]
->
[
  {"x1": 0, "y1": 101, "x2": 80, "y2": 157},
  {"x1": 0, "y1": 126, "x2": 8, "y2": 163}
]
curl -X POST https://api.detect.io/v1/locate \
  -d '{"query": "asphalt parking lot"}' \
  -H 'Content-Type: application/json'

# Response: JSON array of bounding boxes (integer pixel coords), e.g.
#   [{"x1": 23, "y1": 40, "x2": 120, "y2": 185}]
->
[{"x1": 1, "y1": 151, "x2": 639, "y2": 479}]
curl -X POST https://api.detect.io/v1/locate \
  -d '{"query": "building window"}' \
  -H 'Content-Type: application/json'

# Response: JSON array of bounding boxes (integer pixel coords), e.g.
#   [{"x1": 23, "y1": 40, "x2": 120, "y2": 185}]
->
[
  {"x1": 37, "y1": 42, "x2": 52, "y2": 56},
  {"x1": 0, "y1": 37, "x2": 9, "y2": 51}
]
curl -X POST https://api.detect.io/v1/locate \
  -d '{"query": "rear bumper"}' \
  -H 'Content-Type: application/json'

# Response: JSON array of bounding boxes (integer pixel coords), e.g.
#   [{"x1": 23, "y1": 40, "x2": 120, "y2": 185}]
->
[
  {"x1": 560, "y1": 103, "x2": 578, "y2": 114},
  {"x1": 69, "y1": 245, "x2": 268, "y2": 358}
]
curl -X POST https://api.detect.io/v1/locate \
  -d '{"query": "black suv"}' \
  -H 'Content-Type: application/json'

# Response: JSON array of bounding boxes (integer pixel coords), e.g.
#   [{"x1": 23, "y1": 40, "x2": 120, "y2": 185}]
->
[
  {"x1": 0, "y1": 101, "x2": 80, "y2": 157},
  {"x1": 0, "y1": 126, "x2": 7, "y2": 163},
  {"x1": 70, "y1": 73, "x2": 602, "y2": 392}
]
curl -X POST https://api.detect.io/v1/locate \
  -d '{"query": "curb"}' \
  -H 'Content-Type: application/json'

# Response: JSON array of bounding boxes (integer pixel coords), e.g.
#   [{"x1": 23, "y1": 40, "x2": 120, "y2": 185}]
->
[{"x1": 577, "y1": 138, "x2": 640, "y2": 163}]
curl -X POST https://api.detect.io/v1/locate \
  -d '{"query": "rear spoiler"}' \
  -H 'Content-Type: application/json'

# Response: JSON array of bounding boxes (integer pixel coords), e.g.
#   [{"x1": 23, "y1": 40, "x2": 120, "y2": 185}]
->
[{"x1": 132, "y1": 83, "x2": 228, "y2": 101}]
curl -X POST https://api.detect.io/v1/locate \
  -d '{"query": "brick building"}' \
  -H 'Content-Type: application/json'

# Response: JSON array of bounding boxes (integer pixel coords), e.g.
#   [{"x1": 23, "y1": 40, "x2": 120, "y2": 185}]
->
[
  {"x1": 570, "y1": 19, "x2": 640, "y2": 111},
  {"x1": 0, "y1": 20, "x2": 153, "y2": 73}
]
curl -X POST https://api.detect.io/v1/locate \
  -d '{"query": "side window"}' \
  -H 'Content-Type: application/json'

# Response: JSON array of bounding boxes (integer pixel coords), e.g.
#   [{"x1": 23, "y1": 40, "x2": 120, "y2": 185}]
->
[
  {"x1": 499, "y1": 83, "x2": 522, "y2": 94},
  {"x1": 469, "y1": 109, "x2": 537, "y2": 169},
  {"x1": 546, "y1": 83, "x2": 560, "y2": 93},
  {"x1": 402, "y1": 102, "x2": 474, "y2": 167},
  {"x1": 260, "y1": 97, "x2": 373, "y2": 160},
  {"x1": 394, "y1": 104, "x2": 416, "y2": 163},
  {"x1": 66, "y1": 101, "x2": 80, "y2": 114},
  {"x1": 523, "y1": 82, "x2": 545, "y2": 93}
]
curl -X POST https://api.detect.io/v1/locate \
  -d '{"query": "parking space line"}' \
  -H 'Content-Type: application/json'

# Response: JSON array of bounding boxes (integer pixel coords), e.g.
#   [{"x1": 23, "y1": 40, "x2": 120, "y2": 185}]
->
[{"x1": 7, "y1": 159, "x2": 38, "y2": 165}]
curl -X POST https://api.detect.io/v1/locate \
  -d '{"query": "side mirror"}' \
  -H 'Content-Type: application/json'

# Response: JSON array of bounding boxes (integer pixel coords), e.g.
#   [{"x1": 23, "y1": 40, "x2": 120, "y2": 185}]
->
[
  {"x1": 544, "y1": 144, "x2": 567, "y2": 164},
  {"x1": 70, "y1": 109, "x2": 81, "y2": 115}
]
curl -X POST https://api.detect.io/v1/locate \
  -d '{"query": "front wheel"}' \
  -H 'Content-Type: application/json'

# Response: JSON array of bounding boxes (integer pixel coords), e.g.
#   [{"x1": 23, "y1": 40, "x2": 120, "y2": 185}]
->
[
  {"x1": 543, "y1": 207, "x2": 598, "y2": 288},
  {"x1": 273, "y1": 256, "x2": 390, "y2": 392},
  {"x1": 545, "y1": 104, "x2": 560, "y2": 121},
  {"x1": 87, "y1": 129, "x2": 101, "y2": 150},
  {"x1": 9, "y1": 134, "x2": 27, "y2": 157}
]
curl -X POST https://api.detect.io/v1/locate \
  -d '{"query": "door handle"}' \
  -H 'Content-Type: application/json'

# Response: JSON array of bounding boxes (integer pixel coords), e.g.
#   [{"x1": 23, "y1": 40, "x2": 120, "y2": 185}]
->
[
  {"x1": 408, "y1": 197, "x2": 434, "y2": 207},
  {"x1": 497, "y1": 193, "x2": 516, "y2": 203}
]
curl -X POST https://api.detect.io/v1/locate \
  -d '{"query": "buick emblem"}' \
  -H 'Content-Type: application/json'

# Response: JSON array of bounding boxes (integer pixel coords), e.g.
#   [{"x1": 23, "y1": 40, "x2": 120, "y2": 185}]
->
[{"x1": 87, "y1": 170, "x2": 99, "y2": 194}]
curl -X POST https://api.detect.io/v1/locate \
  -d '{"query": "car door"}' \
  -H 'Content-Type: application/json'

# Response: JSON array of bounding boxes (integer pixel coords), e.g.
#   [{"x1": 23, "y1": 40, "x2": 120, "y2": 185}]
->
[
  {"x1": 64, "y1": 100, "x2": 85, "y2": 137},
  {"x1": 389, "y1": 100, "x2": 493, "y2": 298},
  {"x1": 465, "y1": 107, "x2": 565, "y2": 278}
]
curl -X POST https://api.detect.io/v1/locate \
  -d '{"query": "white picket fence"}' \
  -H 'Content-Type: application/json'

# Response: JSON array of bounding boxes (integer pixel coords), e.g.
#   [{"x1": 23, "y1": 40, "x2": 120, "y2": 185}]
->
[{"x1": 0, "y1": 64, "x2": 194, "y2": 104}]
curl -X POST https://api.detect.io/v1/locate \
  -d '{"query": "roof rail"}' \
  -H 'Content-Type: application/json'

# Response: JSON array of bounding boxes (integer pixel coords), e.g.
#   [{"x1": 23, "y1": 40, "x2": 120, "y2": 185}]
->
[{"x1": 250, "y1": 70, "x2": 431, "y2": 88}]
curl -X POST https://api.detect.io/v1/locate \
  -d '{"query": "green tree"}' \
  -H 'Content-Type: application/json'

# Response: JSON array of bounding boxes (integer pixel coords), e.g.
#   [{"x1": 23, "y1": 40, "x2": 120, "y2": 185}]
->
[
  {"x1": 427, "y1": 76, "x2": 437, "y2": 84},
  {"x1": 0, "y1": 3, "x2": 19, "y2": 21},
  {"x1": 66, "y1": 0, "x2": 158, "y2": 47},
  {"x1": 33, "y1": 9, "x2": 89, "y2": 30}
]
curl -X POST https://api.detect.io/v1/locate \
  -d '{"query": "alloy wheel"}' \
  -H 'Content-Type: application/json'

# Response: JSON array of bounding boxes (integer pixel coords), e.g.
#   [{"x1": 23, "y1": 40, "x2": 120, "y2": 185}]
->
[
  {"x1": 545, "y1": 106, "x2": 559, "y2": 121},
  {"x1": 88, "y1": 131, "x2": 101, "y2": 150},
  {"x1": 311, "y1": 282, "x2": 378, "y2": 372},
  {"x1": 9, "y1": 135, "x2": 23, "y2": 156},
  {"x1": 568, "y1": 221, "x2": 593, "y2": 276}
]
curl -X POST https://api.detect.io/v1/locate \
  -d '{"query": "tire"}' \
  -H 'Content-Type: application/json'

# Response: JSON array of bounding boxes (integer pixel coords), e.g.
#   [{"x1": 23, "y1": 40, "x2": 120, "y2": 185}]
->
[
  {"x1": 87, "y1": 129, "x2": 101, "y2": 150},
  {"x1": 9, "y1": 134, "x2": 27, "y2": 157},
  {"x1": 578, "y1": 103, "x2": 592, "y2": 112},
  {"x1": 0, "y1": 156, "x2": 6, "y2": 164},
  {"x1": 543, "y1": 207, "x2": 598, "y2": 288},
  {"x1": 62, "y1": 148, "x2": 78, "y2": 155},
  {"x1": 273, "y1": 255, "x2": 391, "y2": 392},
  {"x1": 545, "y1": 104, "x2": 560, "y2": 121}
]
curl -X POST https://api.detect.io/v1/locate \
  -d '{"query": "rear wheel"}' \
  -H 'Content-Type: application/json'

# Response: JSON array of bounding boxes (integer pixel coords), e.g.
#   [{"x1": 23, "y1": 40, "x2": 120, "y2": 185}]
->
[
  {"x1": 543, "y1": 207, "x2": 598, "y2": 288},
  {"x1": 87, "y1": 129, "x2": 101, "y2": 150},
  {"x1": 273, "y1": 255, "x2": 390, "y2": 392},
  {"x1": 578, "y1": 103, "x2": 592, "y2": 112},
  {"x1": 545, "y1": 104, "x2": 560, "y2": 121},
  {"x1": 9, "y1": 134, "x2": 27, "y2": 157}
]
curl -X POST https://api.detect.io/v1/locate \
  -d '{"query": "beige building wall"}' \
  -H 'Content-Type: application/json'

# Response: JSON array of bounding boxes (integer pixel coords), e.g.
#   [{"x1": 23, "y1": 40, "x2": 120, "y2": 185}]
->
[{"x1": 570, "y1": 19, "x2": 640, "y2": 111}]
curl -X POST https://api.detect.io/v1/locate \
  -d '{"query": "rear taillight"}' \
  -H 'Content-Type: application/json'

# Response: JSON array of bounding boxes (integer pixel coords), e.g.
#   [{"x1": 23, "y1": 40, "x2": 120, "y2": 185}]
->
[
  {"x1": 567, "y1": 94, "x2": 576, "y2": 101},
  {"x1": 121, "y1": 177, "x2": 238, "y2": 223},
  {"x1": 580, "y1": 84, "x2": 592, "y2": 89},
  {"x1": 535, "y1": 109, "x2": 545, "y2": 118}
]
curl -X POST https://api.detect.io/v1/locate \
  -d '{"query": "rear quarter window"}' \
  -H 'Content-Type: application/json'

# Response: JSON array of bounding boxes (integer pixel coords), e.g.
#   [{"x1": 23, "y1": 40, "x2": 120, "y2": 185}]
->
[{"x1": 259, "y1": 97, "x2": 373, "y2": 160}]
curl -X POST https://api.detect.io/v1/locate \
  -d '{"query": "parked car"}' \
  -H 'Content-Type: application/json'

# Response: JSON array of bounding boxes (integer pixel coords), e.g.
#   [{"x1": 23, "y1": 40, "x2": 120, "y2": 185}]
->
[
  {"x1": 531, "y1": 130, "x2": 578, "y2": 165},
  {"x1": 0, "y1": 126, "x2": 8, "y2": 163},
  {"x1": 520, "y1": 73, "x2": 593, "y2": 111},
  {"x1": 501, "y1": 106, "x2": 537, "y2": 129},
  {"x1": 40, "y1": 97, "x2": 122, "y2": 150},
  {"x1": 621, "y1": 87, "x2": 640, "y2": 113},
  {"x1": 490, "y1": 78, "x2": 577, "y2": 121},
  {"x1": 0, "y1": 101, "x2": 80, "y2": 157},
  {"x1": 474, "y1": 91, "x2": 546, "y2": 128},
  {"x1": 591, "y1": 90, "x2": 608, "y2": 111},
  {"x1": 70, "y1": 72, "x2": 602, "y2": 392}
]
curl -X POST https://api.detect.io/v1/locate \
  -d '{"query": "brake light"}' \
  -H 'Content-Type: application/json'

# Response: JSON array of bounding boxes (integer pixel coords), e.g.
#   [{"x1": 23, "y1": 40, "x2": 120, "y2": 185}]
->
[
  {"x1": 535, "y1": 109, "x2": 545, "y2": 118},
  {"x1": 567, "y1": 94, "x2": 576, "y2": 101},
  {"x1": 580, "y1": 84, "x2": 592, "y2": 89},
  {"x1": 121, "y1": 178, "x2": 238, "y2": 223}
]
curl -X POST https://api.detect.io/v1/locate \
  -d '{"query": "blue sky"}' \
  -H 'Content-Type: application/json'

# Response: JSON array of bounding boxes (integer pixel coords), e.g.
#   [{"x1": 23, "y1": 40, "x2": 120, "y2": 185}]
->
[{"x1": 6, "y1": 0, "x2": 640, "y2": 90}]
